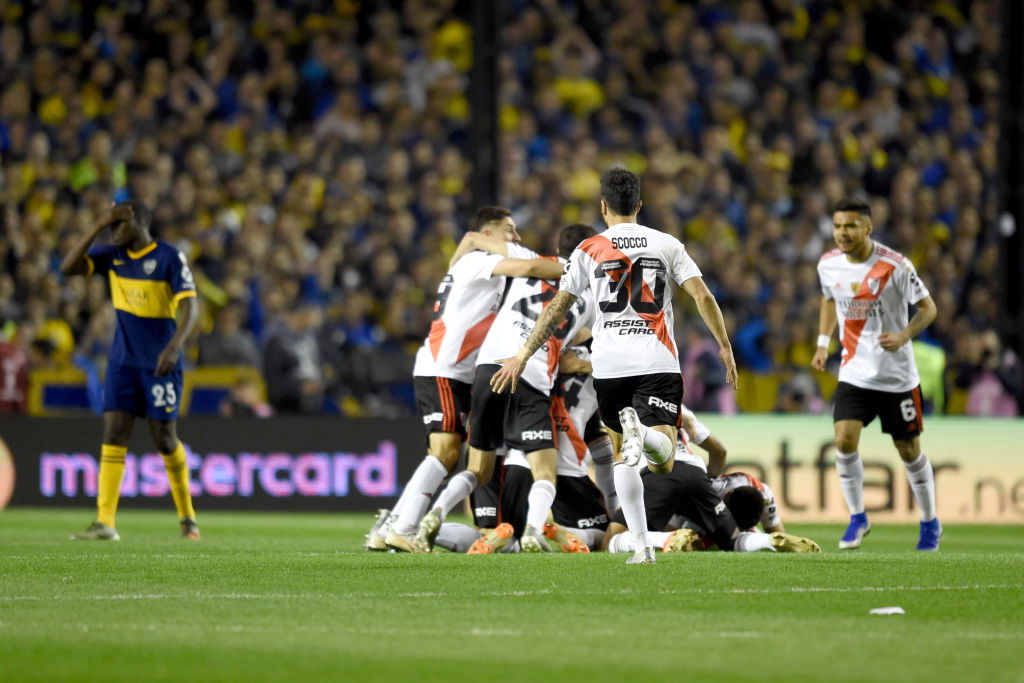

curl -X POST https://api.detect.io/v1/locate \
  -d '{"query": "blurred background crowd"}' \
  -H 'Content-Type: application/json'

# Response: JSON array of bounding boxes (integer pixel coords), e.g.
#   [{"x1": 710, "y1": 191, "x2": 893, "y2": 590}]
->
[{"x1": 0, "y1": 0, "x2": 1020, "y2": 417}]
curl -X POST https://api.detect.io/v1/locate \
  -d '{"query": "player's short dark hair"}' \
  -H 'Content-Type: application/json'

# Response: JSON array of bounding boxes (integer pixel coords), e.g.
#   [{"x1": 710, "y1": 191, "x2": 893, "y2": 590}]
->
[
  {"x1": 832, "y1": 198, "x2": 871, "y2": 219},
  {"x1": 119, "y1": 199, "x2": 153, "y2": 229},
  {"x1": 558, "y1": 223, "x2": 595, "y2": 259},
  {"x1": 470, "y1": 206, "x2": 512, "y2": 231},
  {"x1": 723, "y1": 485, "x2": 765, "y2": 531},
  {"x1": 600, "y1": 167, "x2": 641, "y2": 216}
]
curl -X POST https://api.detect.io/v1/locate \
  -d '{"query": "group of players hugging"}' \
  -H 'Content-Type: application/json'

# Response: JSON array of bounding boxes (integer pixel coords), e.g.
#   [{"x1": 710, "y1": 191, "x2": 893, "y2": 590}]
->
[{"x1": 364, "y1": 168, "x2": 942, "y2": 563}]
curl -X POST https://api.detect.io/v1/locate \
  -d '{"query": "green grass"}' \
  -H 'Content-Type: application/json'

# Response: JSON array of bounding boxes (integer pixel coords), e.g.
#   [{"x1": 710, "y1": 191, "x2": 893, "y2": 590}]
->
[{"x1": 2, "y1": 509, "x2": 1022, "y2": 682}]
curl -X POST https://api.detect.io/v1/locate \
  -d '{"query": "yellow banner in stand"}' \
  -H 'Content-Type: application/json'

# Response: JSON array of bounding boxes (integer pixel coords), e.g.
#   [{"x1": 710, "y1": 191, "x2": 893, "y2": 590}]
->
[{"x1": 693, "y1": 415, "x2": 1024, "y2": 524}]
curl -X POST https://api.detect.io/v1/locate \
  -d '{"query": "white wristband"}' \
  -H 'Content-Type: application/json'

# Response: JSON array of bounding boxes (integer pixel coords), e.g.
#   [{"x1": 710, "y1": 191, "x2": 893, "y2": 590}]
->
[{"x1": 817, "y1": 334, "x2": 831, "y2": 349}]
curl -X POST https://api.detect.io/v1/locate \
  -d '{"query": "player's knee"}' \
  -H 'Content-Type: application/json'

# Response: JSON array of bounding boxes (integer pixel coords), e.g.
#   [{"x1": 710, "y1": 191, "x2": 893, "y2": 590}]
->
[{"x1": 835, "y1": 435, "x2": 859, "y2": 453}]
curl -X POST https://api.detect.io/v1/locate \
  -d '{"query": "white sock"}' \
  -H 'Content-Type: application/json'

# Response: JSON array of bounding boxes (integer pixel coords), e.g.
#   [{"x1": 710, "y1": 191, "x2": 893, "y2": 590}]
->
[
  {"x1": 647, "y1": 531, "x2": 671, "y2": 549},
  {"x1": 501, "y1": 539, "x2": 520, "y2": 553},
  {"x1": 435, "y1": 522, "x2": 484, "y2": 553},
  {"x1": 904, "y1": 453, "x2": 937, "y2": 522},
  {"x1": 589, "y1": 437, "x2": 619, "y2": 512},
  {"x1": 735, "y1": 531, "x2": 776, "y2": 552},
  {"x1": 394, "y1": 456, "x2": 448, "y2": 534},
  {"x1": 434, "y1": 471, "x2": 478, "y2": 520},
  {"x1": 613, "y1": 462, "x2": 650, "y2": 550},
  {"x1": 607, "y1": 532, "x2": 634, "y2": 554},
  {"x1": 525, "y1": 479, "x2": 557, "y2": 530},
  {"x1": 640, "y1": 426, "x2": 673, "y2": 466},
  {"x1": 835, "y1": 450, "x2": 865, "y2": 515}
]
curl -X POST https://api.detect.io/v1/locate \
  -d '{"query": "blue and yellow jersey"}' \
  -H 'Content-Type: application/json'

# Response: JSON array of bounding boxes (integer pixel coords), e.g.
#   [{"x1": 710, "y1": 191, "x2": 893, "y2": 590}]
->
[{"x1": 85, "y1": 241, "x2": 197, "y2": 370}]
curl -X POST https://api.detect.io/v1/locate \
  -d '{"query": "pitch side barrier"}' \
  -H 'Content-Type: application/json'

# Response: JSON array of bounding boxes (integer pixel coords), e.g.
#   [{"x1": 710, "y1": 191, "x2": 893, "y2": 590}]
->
[{"x1": 1, "y1": 416, "x2": 1022, "y2": 522}]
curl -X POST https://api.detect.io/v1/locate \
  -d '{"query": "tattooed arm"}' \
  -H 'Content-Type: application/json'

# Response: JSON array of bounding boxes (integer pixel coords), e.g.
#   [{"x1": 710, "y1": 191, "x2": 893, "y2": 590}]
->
[{"x1": 490, "y1": 290, "x2": 576, "y2": 394}]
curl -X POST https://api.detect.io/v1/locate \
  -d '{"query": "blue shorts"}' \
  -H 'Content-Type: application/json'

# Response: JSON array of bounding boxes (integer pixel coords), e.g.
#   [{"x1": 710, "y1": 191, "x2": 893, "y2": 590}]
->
[{"x1": 102, "y1": 364, "x2": 183, "y2": 421}]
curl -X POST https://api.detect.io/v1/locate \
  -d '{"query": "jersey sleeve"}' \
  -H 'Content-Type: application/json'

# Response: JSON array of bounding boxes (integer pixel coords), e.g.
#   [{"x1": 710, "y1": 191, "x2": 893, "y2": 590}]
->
[
  {"x1": 506, "y1": 243, "x2": 539, "y2": 259},
  {"x1": 468, "y1": 251, "x2": 506, "y2": 280},
  {"x1": 85, "y1": 245, "x2": 117, "y2": 277},
  {"x1": 818, "y1": 262, "x2": 835, "y2": 301},
  {"x1": 168, "y1": 248, "x2": 198, "y2": 300},
  {"x1": 670, "y1": 241, "x2": 702, "y2": 286},
  {"x1": 895, "y1": 258, "x2": 930, "y2": 305},
  {"x1": 759, "y1": 482, "x2": 782, "y2": 530},
  {"x1": 559, "y1": 246, "x2": 591, "y2": 298}
]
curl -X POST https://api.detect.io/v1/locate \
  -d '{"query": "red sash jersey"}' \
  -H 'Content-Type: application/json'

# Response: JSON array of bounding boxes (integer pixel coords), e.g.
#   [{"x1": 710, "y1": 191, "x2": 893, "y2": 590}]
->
[{"x1": 85, "y1": 241, "x2": 197, "y2": 370}]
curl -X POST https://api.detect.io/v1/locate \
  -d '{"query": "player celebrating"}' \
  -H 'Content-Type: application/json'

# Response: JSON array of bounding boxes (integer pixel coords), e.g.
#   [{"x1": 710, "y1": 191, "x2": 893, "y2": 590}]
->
[
  {"x1": 60, "y1": 201, "x2": 200, "y2": 540},
  {"x1": 413, "y1": 224, "x2": 596, "y2": 552},
  {"x1": 368, "y1": 207, "x2": 563, "y2": 552},
  {"x1": 491, "y1": 168, "x2": 737, "y2": 564},
  {"x1": 813, "y1": 198, "x2": 940, "y2": 551}
]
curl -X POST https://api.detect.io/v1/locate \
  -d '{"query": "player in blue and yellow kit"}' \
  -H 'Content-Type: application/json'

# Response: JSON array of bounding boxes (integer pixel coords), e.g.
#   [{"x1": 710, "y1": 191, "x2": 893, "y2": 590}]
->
[{"x1": 61, "y1": 201, "x2": 201, "y2": 540}]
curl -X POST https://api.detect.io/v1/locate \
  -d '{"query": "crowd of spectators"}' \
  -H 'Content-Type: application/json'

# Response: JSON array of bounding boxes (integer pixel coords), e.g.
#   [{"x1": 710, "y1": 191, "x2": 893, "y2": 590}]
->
[{"x1": 0, "y1": 0, "x2": 1020, "y2": 417}]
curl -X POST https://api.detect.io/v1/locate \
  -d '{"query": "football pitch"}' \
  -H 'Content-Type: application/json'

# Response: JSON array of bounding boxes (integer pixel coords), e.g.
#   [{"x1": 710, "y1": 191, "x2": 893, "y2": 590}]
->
[{"x1": 1, "y1": 509, "x2": 1022, "y2": 682}]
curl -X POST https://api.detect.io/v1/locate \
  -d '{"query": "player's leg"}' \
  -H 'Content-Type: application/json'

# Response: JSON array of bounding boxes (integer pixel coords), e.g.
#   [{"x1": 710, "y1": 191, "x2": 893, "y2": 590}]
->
[
  {"x1": 467, "y1": 460, "x2": 525, "y2": 553},
  {"x1": 882, "y1": 386, "x2": 940, "y2": 550},
  {"x1": 506, "y1": 383, "x2": 559, "y2": 551},
  {"x1": 411, "y1": 367, "x2": 507, "y2": 550},
  {"x1": 521, "y1": 448, "x2": 558, "y2": 551},
  {"x1": 387, "y1": 376, "x2": 468, "y2": 551},
  {"x1": 587, "y1": 432, "x2": 618, "y2": 514},
  {"x1": 627, "y1": 373, "x2": 685, "y2": 474},
  {"x1": 72, "y1": 364, "x2": 138, "y2": 540},
  {"x1": 548, "y1": 475, "x2": 608, "y2": 551},
  {"x1": 593, "y1": 377, "x2": 653, "y2": 563},
  {"x1": 832, "y1": 382, "x2": 872, "y2": 549},
  {"x1": 148, "y1": 418, "x2": 198, "y2": 539},
  {"x1": 143, "y1": 367, "x2": 197, "y2": 539}
]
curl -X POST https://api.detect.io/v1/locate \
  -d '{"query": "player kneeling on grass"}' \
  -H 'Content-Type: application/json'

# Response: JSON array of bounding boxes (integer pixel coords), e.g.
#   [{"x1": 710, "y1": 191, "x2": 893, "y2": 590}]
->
[{"x1": 60, "y1": 201, "x2": 200, "y2": 541}]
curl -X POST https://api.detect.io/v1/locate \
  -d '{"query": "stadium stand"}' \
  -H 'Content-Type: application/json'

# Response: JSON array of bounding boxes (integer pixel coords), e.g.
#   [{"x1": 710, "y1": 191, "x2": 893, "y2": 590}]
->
[{"x1": 0, "y1": 0, "x2": 1019, "y2": 416}]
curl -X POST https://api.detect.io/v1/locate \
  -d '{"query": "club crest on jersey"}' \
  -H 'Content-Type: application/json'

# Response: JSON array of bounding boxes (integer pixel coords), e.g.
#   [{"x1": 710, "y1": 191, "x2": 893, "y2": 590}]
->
[
  {"x1": 143, "y1": 259, "x2": 157, "y2": 275},
  {"x1": 867, "y1": 277, "x2": 881, "y2": 295}
]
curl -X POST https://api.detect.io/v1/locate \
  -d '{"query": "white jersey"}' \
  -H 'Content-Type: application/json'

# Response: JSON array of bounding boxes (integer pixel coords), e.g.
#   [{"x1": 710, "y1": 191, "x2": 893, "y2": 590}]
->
[
  {"x1": 559, "y1": 223, "x2": 701, "y2": 379},
  {"x1": 413, "y1": 245, "x2": 534, "y2": 382},
  {"x1": 817, "y1": 241, "x2": 929, "y2": 392},
  {"x1": 710, "y1": 473, "x2": 781, "y2": 532},
  {"x1": 478, "y1": 257, "x2": 595, "y2": 396},
  {"x1": 552, "y1": 348, "x2": 600, "y2": 477}
]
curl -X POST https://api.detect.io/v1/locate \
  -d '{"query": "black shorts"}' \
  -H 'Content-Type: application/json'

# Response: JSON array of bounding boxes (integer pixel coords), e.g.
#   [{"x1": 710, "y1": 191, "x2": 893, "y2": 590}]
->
[
  {"x1": 414, "y1": 376, "x2": 472, "y2": 438},
  {"x1": 471, "y1": 460, "x2": 531, "y2": 537},
  {"x1": 592, "y1": 373, "x2": 684, "y2": 433},
  {"x1": 611, "y1": 463, "x2": 738, "y2": 550},
  {"x1": 552, "y1": 474, "x2": 609, "y2": 531},
  {"x1": 468, "y1": 365, "x2": 556, "y2": 452},
  {"x1": 833, "y1": 382, "x2": 924, "y2": 442}
]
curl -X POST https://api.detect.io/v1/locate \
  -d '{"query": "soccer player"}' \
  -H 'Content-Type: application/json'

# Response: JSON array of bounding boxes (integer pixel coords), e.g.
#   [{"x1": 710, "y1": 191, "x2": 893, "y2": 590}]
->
[
  {"x1": 413, "y1": 224, "x2": 596, "y2": 552},
  {"x1": 813, "y1": 198, "x2": 941, "y2": 551},
  {"x1": 491, "y1": 168, "x2": 738, "y2": 564},
  {"x1": 367, "y1": 206, "x2": 563, "y2": 551},
  {"x1": 60, "y1": 201, "x2": 200, "y2": 540}
]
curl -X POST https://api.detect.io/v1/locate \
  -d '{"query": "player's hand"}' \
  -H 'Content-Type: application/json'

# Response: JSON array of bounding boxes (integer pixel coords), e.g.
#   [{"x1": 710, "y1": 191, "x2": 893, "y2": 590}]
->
[
  {"x1": 811, "y1": 346, "x2": 828, "y2": 371},
  {"x1": 154, "y1": 345, "x2": 179, "y2": 376},
  {"x1": 490, "y1": 355, "x2": 526, "y2": 394},
  {"x1": 719, "y1": 347, "x2": 738, "y2": 390},
  {"x1": 106, "y1": 203, "x2": 133, "y2": 226},
  {"x1": 879, "y1": 331, "x2": 908, "y2": 351}
]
